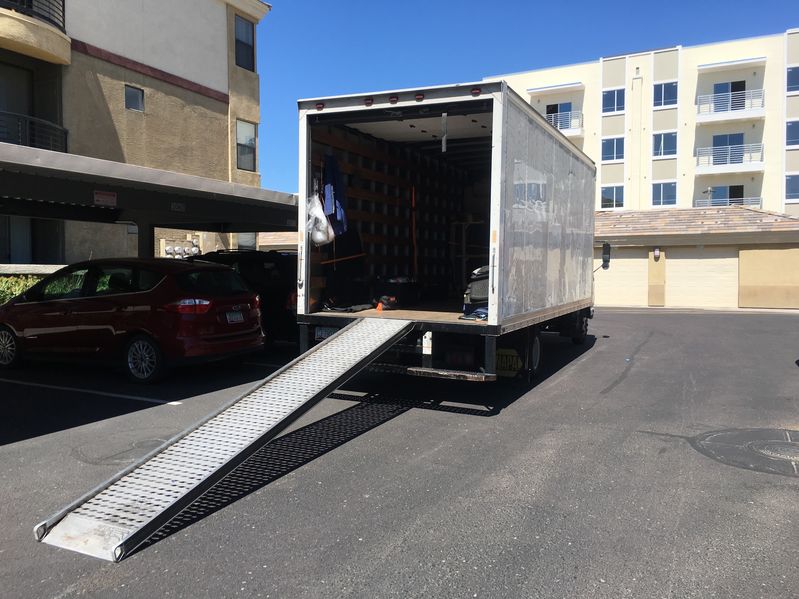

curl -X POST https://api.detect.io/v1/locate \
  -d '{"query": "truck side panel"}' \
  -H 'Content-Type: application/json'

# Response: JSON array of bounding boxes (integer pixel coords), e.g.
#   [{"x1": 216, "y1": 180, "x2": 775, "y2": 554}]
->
[{"x1": 498, "y1": 89, "x2": 595, "y2": 324}]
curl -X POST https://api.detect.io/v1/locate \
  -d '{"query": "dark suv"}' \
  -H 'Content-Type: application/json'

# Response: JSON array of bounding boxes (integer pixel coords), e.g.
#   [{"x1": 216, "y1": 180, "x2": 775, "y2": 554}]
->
[
  {"x1": 195, "y1": 250, "x2": 298, "y2": 343},
  {"x1": 0, "y1": 258, "x2": 263, "y2": 382}
]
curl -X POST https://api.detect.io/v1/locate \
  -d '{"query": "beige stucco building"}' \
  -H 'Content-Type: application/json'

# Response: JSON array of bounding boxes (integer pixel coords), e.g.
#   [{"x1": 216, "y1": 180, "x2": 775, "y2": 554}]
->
[
  {"x1": 0, "y1": 0, "x2": 270, "y2": 264},
  {"x1": 491, "y1": 29, "x2": 799, "y2": 309}
]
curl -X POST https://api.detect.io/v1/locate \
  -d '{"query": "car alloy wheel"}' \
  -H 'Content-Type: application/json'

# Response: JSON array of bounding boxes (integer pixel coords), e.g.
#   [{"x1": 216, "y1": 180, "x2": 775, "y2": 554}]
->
[
  {"x1": 0, "y1": 329, "x2": 16, "y2": 366},
  {"x1": 127, "y1": 338, "x2": 158, "y2": 380}
]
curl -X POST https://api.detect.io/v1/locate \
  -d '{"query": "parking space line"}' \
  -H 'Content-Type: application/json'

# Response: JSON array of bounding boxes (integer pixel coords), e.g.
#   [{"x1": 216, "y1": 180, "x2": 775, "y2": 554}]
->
[{"x1": 0, "y1": 378, "x2": 182, "y2": 406}]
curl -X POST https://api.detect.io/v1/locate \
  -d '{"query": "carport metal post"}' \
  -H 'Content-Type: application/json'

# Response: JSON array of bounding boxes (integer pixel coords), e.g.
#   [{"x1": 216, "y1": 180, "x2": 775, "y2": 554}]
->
[{"x1": 137, "y1": 222, "x2": 155, "y2": 258}]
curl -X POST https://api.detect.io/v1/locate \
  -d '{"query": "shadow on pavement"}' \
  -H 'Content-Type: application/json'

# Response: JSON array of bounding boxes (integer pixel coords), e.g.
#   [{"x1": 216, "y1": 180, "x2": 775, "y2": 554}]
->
[
  {"x1": 0, "y1": 345, "x2": 299, "y2": 445},
  {"x1": 132, "y1": 334, "x2": 596, "y2": 555}
]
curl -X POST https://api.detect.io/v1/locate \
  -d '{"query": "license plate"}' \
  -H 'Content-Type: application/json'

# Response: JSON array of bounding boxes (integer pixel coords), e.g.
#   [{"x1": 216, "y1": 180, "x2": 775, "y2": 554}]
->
[
  {"x1": 226, "y1": 311, "x2": 244, "y2": 324},
  {"x1": 314, "y1": 326, "x2": 338, "y2": 341}
]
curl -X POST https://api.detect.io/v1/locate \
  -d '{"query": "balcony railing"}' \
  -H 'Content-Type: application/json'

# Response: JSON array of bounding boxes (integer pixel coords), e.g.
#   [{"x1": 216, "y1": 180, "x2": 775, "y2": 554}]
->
[
  {"x1": 696, "y1": 89, "x2": 764, "y2": 115},
  {"x1": 693, "y1": 197, "x2": 762, "y2": 208},
  {"x1": 0, "y1": 0, "x2": 65, "y2": 31},
  {"x1": 545, "y1": 110, "x2": 583, "y2": 131},
  {"x1": 0, "y1": 111, "x2": 67, "y2": 152},
  {"x1": 696, "y1": 143, "x2": 763, "y2": 167}
]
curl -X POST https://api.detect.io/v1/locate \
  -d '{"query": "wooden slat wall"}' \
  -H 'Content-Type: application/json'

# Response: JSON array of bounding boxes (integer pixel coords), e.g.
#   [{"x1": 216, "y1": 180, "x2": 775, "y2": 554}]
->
[{"x1": 309, "y1": 125, "x2": 467, "y2": 293}]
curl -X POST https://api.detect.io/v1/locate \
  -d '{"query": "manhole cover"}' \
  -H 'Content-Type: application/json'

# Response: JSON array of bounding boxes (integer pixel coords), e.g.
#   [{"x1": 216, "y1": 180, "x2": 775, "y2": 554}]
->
[
  {"x1": 750, "y1": 442, "x2": 799, "y2": 461},
  {"x1": 691, "y1": 428, "x2": 799, "y2": 477}
]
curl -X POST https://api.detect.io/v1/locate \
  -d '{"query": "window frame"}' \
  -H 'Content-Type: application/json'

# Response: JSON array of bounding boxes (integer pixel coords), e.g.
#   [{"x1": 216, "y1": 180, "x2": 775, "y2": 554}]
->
[
  {"x1": 601, "y1": 136, "x2": 625, "y2": 162},
  {"x1": 124, "y1": 85, "x2": 144, "y2": 112},
  {"x1": 602, "y1": 88, "x2": 625, "y2": 114},
  {"x1": 652, "y1": 181, "x2": 677, "y2": 207},
  {"x1": 236, "y1": 119, "x2": 257, "y2": 172},
  {"x1": 653, "y1": 81, "x2": 678, "y2": 108},
  {"x1": 653, "y1": 131, "x2": 678, "y2": 158},
  {"x1": 600, "y1": 185, "x2": 624, "y2": 209},
  {"x1": 235, "y1": 15, "x2": 256, "y2": 72},
  {"x1": 788, "y1": 66, "x2": 799, "y2": 94},
  {"x1": 787, "y1": 121, "x2": 799, "y2": 148},
  {"x1": 787, "y1": 174, "x2": 799, "y2": 203}
]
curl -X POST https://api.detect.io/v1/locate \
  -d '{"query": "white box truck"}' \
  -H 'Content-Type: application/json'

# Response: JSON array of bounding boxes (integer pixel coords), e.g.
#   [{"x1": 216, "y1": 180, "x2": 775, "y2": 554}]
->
[{"x1": 296, "y1": 80, "x2": 597, "y2": 381}]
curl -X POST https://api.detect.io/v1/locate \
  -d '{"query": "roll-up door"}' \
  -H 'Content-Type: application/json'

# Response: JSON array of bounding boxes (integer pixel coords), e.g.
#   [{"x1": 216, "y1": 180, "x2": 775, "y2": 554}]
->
[
  {"x1": 593, "y1": 247, "x2": 649, "y2": 306},
  {"x1": 666, "y1": 246, "x2": 738, "y2": 308}
]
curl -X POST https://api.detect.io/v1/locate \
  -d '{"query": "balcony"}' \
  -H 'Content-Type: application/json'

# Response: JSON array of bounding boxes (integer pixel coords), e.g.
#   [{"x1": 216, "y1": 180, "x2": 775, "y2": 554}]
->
[
  {"x1": 0, "y1": 0, "x2": 64, "y2": 30},
  {"x1": 693, "y1": 197, "x2": 762, "y2": 208},
  {"x1": 696, "y1": 89, "x2": 765, "y2": 125},
  {"x1": 0, "y1": 111, "x2": 67, "y2": 152},
  {"x1": 0, "y1": 0, "x2": 69, "y2": 64},
  {"x1": 695, "y1": 143, "x2": 764, "y2": 175},
  {"x1": 545, "y1": 110, "x2": 583, "y2": 137}
]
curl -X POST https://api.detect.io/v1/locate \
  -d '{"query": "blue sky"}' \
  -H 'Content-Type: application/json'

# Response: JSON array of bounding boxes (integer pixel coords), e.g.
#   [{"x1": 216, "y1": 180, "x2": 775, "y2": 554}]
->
[{"x1": 258, "y1": 0, "x2": 795, "y2": 193}]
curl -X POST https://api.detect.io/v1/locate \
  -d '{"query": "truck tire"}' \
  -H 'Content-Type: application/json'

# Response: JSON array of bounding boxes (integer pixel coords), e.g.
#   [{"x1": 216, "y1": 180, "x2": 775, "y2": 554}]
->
[
  {"x1": 572, "y1": 313, "x2": 589, "y2": 345},
  {"x1": 526, "y1": 327, "x2": 542, "y2": 382}
]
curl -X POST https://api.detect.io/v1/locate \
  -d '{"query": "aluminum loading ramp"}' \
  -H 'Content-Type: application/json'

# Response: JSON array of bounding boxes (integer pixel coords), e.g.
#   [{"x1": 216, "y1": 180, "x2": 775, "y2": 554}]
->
[{"x1": 34, "y1": 318, "x2": 413, "y2": 562}]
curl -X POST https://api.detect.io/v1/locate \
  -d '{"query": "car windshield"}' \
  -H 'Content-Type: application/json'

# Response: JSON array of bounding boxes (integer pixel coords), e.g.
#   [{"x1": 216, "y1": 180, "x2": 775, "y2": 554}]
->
[{"x1": 176, "y1": 269, "x2": 251, "y2": 297}]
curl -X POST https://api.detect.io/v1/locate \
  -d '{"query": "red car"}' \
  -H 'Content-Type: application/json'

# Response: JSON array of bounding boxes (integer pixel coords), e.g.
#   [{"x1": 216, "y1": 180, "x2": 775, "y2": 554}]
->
[{"x1": 0, "y1": 258, "x2": 264, "y2": 382}]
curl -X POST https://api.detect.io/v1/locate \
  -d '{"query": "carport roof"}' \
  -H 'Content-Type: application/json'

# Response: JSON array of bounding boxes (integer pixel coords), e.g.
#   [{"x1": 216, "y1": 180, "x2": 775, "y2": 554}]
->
[
  {"x1": 595, "y1": 206, "x2": 799, "y2": 246},
  {"x1": 0, "y1": 143, "x2": 297, "y2": 232}
]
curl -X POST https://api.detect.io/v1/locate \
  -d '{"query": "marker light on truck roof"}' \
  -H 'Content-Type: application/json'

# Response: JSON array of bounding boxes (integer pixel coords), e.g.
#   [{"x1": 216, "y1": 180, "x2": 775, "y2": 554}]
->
[
  {"x1": 415, "y1": 93, "x2": 424, "y2": 102},
  {"x1": 364, "y1": 97, "x2": 373, "y2": 107},
  {"x1": 471, "y1": 87, "x2": 482, "y2": 96},
  {"x1": 389, "y1": 95, "x2": 398, "y2": 104},
  {"x1": 315, "y1": 102, "x2": 324, "y2": 111}
]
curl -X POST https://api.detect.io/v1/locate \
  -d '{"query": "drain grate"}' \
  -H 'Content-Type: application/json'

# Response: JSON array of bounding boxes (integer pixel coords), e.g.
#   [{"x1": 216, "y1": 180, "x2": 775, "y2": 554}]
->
[{"x1": 692, "y1": 428, "x2": 799, "y2": 477}]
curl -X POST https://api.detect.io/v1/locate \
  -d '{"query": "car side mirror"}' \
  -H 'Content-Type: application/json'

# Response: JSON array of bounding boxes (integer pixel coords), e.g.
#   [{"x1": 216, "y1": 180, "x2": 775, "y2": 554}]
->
[{"x1": 601, "y1": 242, "x2": 611, "y2": 270}]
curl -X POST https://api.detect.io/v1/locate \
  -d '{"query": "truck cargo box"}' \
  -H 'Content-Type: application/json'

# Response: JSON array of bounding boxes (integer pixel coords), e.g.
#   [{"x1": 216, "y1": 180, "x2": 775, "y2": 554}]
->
[{"x1": 296, "y1": 81, "x2": 595, "y2": 338}]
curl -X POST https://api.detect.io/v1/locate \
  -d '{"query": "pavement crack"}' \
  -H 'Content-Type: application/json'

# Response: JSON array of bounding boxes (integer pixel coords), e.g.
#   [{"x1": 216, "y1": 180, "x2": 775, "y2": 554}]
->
[{"x1": 599, "y1": 331, "x2": 654, "y2": 395}]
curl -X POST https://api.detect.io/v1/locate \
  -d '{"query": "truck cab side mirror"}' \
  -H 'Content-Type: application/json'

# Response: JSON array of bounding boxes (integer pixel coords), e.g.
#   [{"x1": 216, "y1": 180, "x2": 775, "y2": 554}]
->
[{"x1": 601, "y1": 242, "x2": 611, "y2": 270}]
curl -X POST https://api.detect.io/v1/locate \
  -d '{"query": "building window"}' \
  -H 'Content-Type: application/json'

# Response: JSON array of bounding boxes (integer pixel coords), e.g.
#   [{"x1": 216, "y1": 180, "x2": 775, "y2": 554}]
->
[
  {"x1": 788, "y1": 175, "x2": 799, "y2": 201},
  {"x1": 602, "y1": 88, "x2": 625, "y2": 113},
  {"x1": 788, "y1": 67, "x2": 799, "y2": 93},
  {"x1": 235, "y1": 16, "x2": 255, "y2": 71},
  {"x1": 236, "y1": 120, "x2": 256, "y2": 171},
  {"x1": 601, "y1": 186, "x2": 624, "y2": 209},
  {"x1": 124, "y1": 85, "x2": 144, "y2": 111},
  {"x1": 654, "y1": 82, "x2": 677, "y2": 107},
  {"x1": 788, "y1": 121, "x2": 799, "y2": 146},
  {"x1": 652, "y1": 182, "x2": 677, "y2": 206},
  {"x1": 653, "y1": 132, "x2": 677, "y2": 157},
  {"x1": 601, "y1": 137, "x2": 624, "y2": 161}
]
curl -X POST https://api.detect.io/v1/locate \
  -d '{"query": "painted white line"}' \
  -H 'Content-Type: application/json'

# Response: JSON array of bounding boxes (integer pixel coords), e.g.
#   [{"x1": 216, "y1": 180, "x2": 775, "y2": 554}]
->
[{"x1": 0, "y1": 377, "x2": 182, "y2": 405}]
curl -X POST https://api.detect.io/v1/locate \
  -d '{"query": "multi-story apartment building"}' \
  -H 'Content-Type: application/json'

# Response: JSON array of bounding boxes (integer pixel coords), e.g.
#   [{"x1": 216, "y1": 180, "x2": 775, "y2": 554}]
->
[
  {"x1": 0, "y1": 0, "x2": 270, "y2": 264},
  {"x1": 490, "y1": 29, "x2": 799, "y2": 310}
]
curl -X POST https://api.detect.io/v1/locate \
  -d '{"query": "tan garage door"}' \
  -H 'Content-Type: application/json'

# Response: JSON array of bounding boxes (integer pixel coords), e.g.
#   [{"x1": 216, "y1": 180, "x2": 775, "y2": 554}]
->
[
  {"x1": 665, "y1": 246, "x2": 738, "y2": 308},
  {"x1": 739, "y1": 247, "x2": 799, "y2": 309},
  {"x1": 593, "y1": 247, "x2": 649, "y2": 306}
]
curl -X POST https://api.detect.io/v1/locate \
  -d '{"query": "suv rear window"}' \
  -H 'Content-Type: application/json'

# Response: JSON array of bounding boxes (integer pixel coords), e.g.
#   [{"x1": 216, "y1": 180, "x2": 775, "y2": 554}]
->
[{"x1": 176, "y1": 269, "x2": 251, "y2": 296}]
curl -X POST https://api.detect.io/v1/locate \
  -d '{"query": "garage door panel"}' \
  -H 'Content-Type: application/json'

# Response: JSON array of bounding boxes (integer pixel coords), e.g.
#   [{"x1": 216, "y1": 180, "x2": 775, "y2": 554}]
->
[
  {"x1": 666, "y1": 246, "x2": 738, "y2": 308},
  {"x1": 739, "y1": 247, "x2": 799, "y2": 309},
  {"x1": 593, "y1": 247, "x2": 648, "y2": 306}
]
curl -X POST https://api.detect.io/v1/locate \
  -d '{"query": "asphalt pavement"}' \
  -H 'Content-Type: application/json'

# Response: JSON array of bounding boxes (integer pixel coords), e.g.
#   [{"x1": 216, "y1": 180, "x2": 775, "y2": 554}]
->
[{"x1": 1, "y1": 308, "x2": 798, "y2": 598}]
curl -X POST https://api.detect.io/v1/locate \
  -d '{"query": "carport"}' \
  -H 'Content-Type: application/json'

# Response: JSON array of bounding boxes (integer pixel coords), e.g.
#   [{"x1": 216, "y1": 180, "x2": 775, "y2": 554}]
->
[{"x1": 0, "y1": 142, "x2": 297, "y2": 260}]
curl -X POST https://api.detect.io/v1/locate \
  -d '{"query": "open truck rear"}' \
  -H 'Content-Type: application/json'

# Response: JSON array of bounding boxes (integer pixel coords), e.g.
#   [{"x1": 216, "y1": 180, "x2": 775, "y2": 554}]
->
[{"x1": 296, "y1": 81, "x2": 596, "y2": 381}]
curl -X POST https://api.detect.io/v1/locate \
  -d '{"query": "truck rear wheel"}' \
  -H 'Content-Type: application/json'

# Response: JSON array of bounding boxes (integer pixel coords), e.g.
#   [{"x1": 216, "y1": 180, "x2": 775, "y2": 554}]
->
[
  {"x1": 526, "y1": 327, "x2": 542, "y2": 382},
  {"x1": 572, "y1": 314, "x2": 589, "y2": 345}
]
